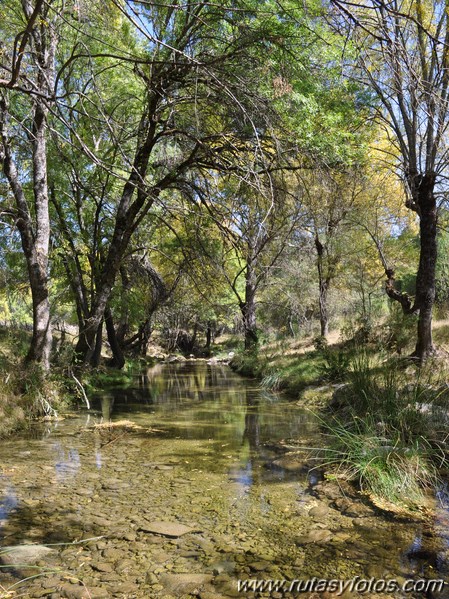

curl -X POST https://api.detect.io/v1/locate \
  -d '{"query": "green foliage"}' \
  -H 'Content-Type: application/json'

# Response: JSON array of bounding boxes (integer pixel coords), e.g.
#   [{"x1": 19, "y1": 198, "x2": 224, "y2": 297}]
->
[
  {"x1": 317, "y1": 347, "x2": 351, "y2": 382},
  {"x1": 320, "y1": 415, "x2": 440, "y2": 506},
  {"x1": 383, "y1": 304, "x2": 417, "y2": 354}
]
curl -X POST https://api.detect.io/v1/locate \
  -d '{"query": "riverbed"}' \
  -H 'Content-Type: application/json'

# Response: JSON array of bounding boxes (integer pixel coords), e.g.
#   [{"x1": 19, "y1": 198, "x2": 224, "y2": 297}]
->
[{"x1": 0, "y1": 362, "x2": 447, "y2": 598}]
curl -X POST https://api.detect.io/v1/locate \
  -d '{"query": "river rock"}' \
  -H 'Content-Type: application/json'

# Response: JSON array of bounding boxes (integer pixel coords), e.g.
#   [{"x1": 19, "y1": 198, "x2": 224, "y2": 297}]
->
[
  {"x1": 296, "y1": 529, "x2": 333, "y2": 544},
  {"x1": 0, "y1": 544, "x2": 55, "y2": 567},
  {"x1": 112, "y1": 582, "x2": 139, "y2": 594},
  {"x1": 272, "y1": 456, "x2": 305, "y2": 472},
  {"x1": 59, "y1": 583, "x2": 91, "y2": 599},
  {"x1": 139, "y1": 521, "x2": 199, "y2": 537},
  {"x1": 200, "y1": 593, "x2": 230, "y2": 599},
  {"x1": 102, "y1": 548, "x2": 122, "y2": 561},
  {"x1": 249, "y1": 560, "x2": 270, "y2": 571},
  {"x1": 343, "y1": 502, "x2": 375, "y2": 518},
  {"x1": 308, "y1": 504, "x2": 329, "y2": 518},
  {"x1": 92, "y1": 562, "x2": 114, "y2": 573},
  {"x1": 159, "y1": 573, "x2": 213, "y2": 595}
]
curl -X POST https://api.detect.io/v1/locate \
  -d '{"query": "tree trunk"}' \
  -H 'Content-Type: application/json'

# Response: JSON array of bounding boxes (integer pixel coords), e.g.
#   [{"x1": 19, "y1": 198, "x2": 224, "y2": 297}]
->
[
  {"x1": 104, "y1": 306, "x2": 125, "y2": 369},
  {"x1": 138, "y1": 318, "x2": 152, "y2": 356},
  {"x1": 319, "y1": 279, "x2": 329, "y2": 338},
  {"x1": 0, "y1": 3, "x2": 56, "y2": 371},
  {"x1": 90, "y1": 320, "x2": 104, "y2": 368},
  {"x1": 205, "y1": 322, "x2": 212, "y2": 349},
  {"x1": 315, "y1": 234, "x2": 329, "y2": 339},
  {"x1": 26, "y1": 268, "x2": 52, "y2": 369},
  {"x1": 240, "y1": 262, "x2": 258, "y2": 350},
  {"x1": 413, "y1": 174, "x2": 437, "y2": 361},
  {"x1": 75, "y1": 287, "x2": 112, "y2": 364},
  {"x1": 1, "y1": 104, "x2": 53, "y2": 370}
]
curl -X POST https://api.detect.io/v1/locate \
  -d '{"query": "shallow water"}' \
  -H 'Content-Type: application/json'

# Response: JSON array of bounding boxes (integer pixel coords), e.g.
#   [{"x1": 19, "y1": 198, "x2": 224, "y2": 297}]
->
[{"x1": 0, "y1": 362, "x2": 447, "y2": 598}]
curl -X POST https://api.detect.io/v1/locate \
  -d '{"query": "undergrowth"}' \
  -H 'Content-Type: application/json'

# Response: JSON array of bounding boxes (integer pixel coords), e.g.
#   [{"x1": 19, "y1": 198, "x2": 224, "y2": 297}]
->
[{"x1": 320, "y1": 352, "x2": 449, "y2": 508}]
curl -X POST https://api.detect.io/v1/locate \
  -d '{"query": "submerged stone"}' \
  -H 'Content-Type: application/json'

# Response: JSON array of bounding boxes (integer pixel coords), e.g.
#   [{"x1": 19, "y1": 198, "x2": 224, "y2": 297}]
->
[
  {"x1": 139, "y1": 521, "x2": 200, "y2": 537},
  {"x1": 0, "y1": 544, "x2": 55, "y2": 567},
  {"x1": 160, "y1": 572, "x2": 213, "y2": 594}
]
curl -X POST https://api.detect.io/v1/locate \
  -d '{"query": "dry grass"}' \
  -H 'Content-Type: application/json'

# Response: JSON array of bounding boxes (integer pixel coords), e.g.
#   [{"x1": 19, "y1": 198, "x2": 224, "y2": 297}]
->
[{"x1": 92, "y1": 419, "x2": 145, "y2": 430}]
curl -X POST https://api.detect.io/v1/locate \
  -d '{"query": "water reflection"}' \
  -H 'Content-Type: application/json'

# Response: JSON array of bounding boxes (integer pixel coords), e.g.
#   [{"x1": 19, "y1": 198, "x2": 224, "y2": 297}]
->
[
  {"x1": 52, "y1": 443, "x2": 81, "y2": 481},
  {"x1": 0, "y1": 477, "x2": 18, "y2": 522},
  {"x1": 100, "y1": 395, "x2": 115, "y2": 421},
  {"x1": 1, "y1": 362, "x2": 448, "y2": 595},
  {"x1": 242, "y1": 394, "x2": 260, "y2": 450}
]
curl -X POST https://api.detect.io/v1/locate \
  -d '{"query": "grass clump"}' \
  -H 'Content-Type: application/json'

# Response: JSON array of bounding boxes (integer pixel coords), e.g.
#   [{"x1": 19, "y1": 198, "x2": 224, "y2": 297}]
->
[{"x1": 321, "y1": 352, "x2": 449, "y2": 509}]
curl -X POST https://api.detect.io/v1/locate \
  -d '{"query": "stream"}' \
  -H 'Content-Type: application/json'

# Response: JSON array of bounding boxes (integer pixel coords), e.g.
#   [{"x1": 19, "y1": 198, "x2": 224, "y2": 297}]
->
[{"x1": 0, "y1": 362, "x2": 448, "y2": 598}]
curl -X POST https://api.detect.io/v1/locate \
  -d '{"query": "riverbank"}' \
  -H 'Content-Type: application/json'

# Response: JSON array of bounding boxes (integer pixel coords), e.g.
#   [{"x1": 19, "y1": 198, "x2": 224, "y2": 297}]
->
[
  {"x1": 0, "y1": 327, "x2": 70, "y2": 437},
  {"x1": 230, "y1": 333, "x2": 449, "y2": 515}
]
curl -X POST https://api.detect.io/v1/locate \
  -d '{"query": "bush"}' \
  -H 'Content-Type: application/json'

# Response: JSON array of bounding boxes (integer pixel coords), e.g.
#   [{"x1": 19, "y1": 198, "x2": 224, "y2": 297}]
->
[{"x1": 318, "y1": 348, "x2": 352, "y2": 382}]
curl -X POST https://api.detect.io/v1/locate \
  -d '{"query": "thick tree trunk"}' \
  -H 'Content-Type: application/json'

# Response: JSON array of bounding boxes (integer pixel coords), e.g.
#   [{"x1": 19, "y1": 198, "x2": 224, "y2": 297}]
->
[
  {"x1": 90, "y1": 320, "x2": 104, "y2": 368},
  {"x1": 26, "y1": 269, "x2": 52, "y2": 369},
  {"x1": 0, "y1": 3, "x2": 55, "y2": 371},
  {"x1": 75, "y1": 287, "x2": 112, "y2": 364},
  {"x1": 413, "y1": 174, "x2": 437, "y2": 361},
  {"x1": 116, "y1": 266, "x2": 131, "y2": 347},
  {"x1": 1, "y1": 103, "x2": 53, "y2": 370},
  {"x1": 104, "y1": 306, "x2": 125, "y2": 369}
]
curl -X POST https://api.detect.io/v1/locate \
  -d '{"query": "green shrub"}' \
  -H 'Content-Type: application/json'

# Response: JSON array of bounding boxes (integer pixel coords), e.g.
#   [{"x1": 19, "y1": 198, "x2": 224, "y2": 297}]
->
[{"x1": 318, "y1": 348, "x2": 351, "y2": 382}]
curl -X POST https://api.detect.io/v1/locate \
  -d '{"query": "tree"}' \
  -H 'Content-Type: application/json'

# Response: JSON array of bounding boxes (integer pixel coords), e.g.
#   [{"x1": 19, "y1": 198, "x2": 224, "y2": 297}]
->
[
  {"x1": 330, "y1": 0, "x2": 449, "y2": 360},
  {"x1": 301, "y1": 168, "x2": 363, "y2": 337},
  {"x1": 46, "y1": 0, "x2": 291, "y2": 365},
  {"x1": 0, "y1": 0, "x2": 59, "y2": 369}
]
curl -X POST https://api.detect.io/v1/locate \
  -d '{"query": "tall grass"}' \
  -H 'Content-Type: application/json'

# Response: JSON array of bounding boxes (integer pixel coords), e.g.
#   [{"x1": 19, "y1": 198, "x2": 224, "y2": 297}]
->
[{"x1": 322, "y1": 352, "x2": 449, "y2": 507}]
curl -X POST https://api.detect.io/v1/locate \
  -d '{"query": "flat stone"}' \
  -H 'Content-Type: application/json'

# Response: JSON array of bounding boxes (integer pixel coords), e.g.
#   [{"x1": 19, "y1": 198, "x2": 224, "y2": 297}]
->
[
  {"x1": 249, "y1": 561, "x2": 270, "y2": 572},
  {"x1": 111, "y1": 582, "x2": 139, "y2": 594},
  {"x1": 102, "y1": 548, "x2": 123, "y2": 561},
  {"x1": 160, "y1": 573, "x2": 213, "y2": 595},
  {"x1": 0, "y1": 544, "x2": 55, "y2": 567},
  {"x1": 308, "y1": 504, "x2": 329, "y2": 519},
  {"x1": 92, "y1": 562, "x2": 114, "y2": 573},
  {"x1": 59, "y1": 583, "x2": 91, "y2": 599},
  {"x1": 272, "y1": 456, "x2": 305, "y2": 472},
  {"x1": 297, "y1": 529, "x2": 333, "y2": 544},
  {"x1": 139, "y1": 521, "x2": 199, "y2": 537},
  {"x1": 88, "y1": 588, "x2": 110, "y2": 599}
]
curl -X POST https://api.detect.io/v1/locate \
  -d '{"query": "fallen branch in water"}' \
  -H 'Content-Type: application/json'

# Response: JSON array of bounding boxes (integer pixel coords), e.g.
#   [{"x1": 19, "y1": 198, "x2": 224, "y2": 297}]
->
[{"x1": 70, "y1": 371, "x2": 90, "y2": 409}]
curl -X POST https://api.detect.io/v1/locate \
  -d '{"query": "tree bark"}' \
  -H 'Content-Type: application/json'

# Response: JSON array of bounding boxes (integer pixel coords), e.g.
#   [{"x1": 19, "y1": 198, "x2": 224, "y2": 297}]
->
[
  {"x1": 205, "y1": 322, "x2": 212, "y2": 349},
  {"x1": 315, "y1": 234, "x2": 330, "y2": 339},
  {"x1": 90, "y1": 320, "x2": 104, "y2": 368},
  {"x1": 1, "y1": 105, "x2": 52, "y2": 370},
  {"x1": 319, "y1": 279, "x2": 329, "y2": 338},
  {"x1": 0, "y1": 3, "x2": 55, "y2": 371},
  {"x1": 240, "y1": 261, "x2": 258, "y2": 350},
  {"x1": 104, "y1": 306, "x2": 125, "y2": 369},
  {"x1": 412, "y1": 173, "x2": 437, "y2": 361}
]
